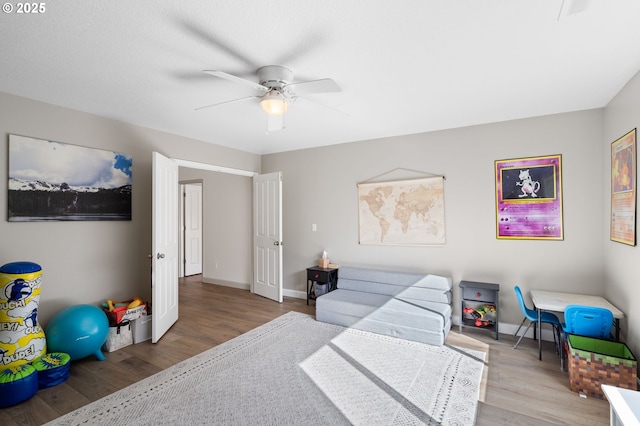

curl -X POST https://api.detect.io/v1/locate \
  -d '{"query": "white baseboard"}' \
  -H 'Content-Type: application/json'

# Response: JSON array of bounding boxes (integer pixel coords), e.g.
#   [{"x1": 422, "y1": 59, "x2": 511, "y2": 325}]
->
[
  {"x1": 284, "y1": 289, "x2": 307, "y2": 300},
  {"x1": 201, "y1": 277, "x2": 250, "y2": 290}
]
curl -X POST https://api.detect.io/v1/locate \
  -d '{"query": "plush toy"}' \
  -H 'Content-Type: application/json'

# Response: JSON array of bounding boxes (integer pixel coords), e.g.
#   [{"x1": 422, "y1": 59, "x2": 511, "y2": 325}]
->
[{"x1": 463, "y1": 305, "x2": 496, "y2": 327}]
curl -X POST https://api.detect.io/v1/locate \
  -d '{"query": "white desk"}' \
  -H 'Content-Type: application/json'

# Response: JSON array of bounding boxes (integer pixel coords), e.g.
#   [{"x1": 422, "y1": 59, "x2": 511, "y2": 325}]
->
[
  {"x1": 602, "y1": 385, "x2": 640, "y2": 426},
  {"x1": 530, "y1": 290, "x2": 624, "y2": 361}
]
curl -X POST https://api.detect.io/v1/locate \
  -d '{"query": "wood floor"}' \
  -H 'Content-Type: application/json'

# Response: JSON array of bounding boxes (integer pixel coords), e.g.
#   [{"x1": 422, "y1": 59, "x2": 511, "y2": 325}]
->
[{"x1": 0, "y1": 275, "x2": 610, "y2": 425}]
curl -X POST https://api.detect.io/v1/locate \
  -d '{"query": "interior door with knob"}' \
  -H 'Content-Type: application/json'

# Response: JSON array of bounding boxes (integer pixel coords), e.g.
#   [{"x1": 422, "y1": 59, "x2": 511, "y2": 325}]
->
[
  {"x1": 183, "y1": 182, "x2": 203, "y2": 276},
  {"x1": 152, "y1": 152, "x2": 179, "y2": 342},
  {"x1": 253, "y1": 172, "x2": 283, "y2": 302}
]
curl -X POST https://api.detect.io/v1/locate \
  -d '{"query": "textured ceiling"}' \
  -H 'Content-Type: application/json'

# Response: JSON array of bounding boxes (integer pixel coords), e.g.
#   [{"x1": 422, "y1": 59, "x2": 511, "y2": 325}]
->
[{"x1": 2, "y1": 1, "x2": 640, "y2": 154}]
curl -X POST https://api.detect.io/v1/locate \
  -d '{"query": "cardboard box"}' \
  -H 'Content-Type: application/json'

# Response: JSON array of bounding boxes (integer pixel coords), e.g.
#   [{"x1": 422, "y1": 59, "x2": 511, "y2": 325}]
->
[
  {"x1": 567, "y1": 334, "x2": 637, "y2": 399},
  {"x1": 132, "y1": 314, "x2": 152, "y2": 344},
  {"x1": 103, "y1": 301, "x2": 146, "y2": 325}
]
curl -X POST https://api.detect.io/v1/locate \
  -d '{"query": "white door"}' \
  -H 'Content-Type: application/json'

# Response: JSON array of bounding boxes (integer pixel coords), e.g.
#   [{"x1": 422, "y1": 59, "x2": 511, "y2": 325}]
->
[
  {"x1": 184, "y1": 183, "x2": 203, "y2": 276},
  {"x1": 152, "y1": 152, "x2": 179, "y2": 343},
  {"x1": 253, "y1": 172, "x2": 283, "y2": 302}
]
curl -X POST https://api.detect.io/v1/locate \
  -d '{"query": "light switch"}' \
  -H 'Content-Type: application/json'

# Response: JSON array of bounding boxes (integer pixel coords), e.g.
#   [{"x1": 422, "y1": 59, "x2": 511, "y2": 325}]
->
[{"x1": 312, "y1": 224, "x2": 317, "y2": 232}]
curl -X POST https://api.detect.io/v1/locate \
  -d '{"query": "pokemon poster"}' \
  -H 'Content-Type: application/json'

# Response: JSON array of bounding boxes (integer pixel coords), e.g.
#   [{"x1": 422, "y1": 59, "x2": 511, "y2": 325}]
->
[
  {"x1": 611, "y1": 129, "x2": 637, "y2": 246},
  {"x1": 495, "y1": 154, "x2": 563, "y2": 240}
]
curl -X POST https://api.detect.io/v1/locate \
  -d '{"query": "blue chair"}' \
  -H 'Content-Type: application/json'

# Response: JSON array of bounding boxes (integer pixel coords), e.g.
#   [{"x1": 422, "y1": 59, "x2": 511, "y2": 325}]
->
[
  {"x1": 562, "y1": 305, "x2": 614, "y2": 337},
  {"x1": 560, "y1": 305, "x2": 613, "y2": 370},
  {"x1": 513, "y1": 286, "x2": 561, "y2": 352}
]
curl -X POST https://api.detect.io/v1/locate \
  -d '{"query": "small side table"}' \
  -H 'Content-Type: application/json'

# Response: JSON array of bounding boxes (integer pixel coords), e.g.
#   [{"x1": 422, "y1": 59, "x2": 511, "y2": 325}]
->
[
  {"x1": 306, "y1": 266, "x2": 338, "y2": 305},
  {"x1": 602, "y1": 384, "x2": 640, "y2": 426},
  {"x1": 459, "y1": 280, "x2": 500, "y2": 340}
]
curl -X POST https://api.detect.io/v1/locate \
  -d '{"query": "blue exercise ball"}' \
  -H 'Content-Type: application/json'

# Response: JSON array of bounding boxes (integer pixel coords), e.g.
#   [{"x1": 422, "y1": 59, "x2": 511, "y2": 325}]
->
[{"x1": 46, "y1": 304, "x2": 109, "y2": 361}]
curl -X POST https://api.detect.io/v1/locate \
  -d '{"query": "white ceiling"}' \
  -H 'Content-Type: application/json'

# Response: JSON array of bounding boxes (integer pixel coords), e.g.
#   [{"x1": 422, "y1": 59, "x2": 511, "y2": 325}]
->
[{"x1": 2, "y1": 1, "x2": 640, "y2": 155}]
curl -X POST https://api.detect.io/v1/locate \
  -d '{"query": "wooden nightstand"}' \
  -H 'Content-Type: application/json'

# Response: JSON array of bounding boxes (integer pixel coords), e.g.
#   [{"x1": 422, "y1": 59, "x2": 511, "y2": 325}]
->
[{"x1": 306, "y1": 266, "x2": 339, "y2": 305}]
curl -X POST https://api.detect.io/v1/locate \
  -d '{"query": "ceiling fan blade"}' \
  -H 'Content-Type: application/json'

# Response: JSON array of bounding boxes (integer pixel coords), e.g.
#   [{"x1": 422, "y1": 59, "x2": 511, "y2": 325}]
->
[
  {"x1": 203, "y1": 70, "x2": 269, "y2": 92},
  {"x1": 195, "y1": 96, "x2": 258, "y2": 111},
  {"x1": 178, "y1": 19, "x2": 259, "y2": 69},
  {"x1": 286, "y1": 78, "x2": 341, "y2": 95},
  {"x1": 295, "y1": 95, "x2": 348, "y2": 115},
  {"x1": 276, "y1": 33, "x2": 324, "y2": 65}
]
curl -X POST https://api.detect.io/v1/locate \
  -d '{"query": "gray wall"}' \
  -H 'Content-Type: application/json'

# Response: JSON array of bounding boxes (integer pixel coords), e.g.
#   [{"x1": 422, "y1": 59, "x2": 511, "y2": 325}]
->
[
  {"x1": 263, "y1": 109, "x2": 606, "y2": 340},
  {"x1": 0, "y1": 92, "x2": 260, "y2": 326}
]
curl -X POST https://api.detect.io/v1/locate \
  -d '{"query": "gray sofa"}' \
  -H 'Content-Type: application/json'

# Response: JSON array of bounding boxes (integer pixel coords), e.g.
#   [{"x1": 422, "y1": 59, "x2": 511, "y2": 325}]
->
[{"x1": 316, "y1": 266, "x2": 452, "y2": 346}]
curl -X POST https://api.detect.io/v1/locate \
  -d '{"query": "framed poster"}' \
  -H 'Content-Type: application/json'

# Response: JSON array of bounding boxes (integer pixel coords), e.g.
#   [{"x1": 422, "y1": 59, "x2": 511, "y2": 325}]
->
[
  {"x1": 495, "y1": 154, "x2": 563, "y2": 240},
  {"x1": 610, "y1": 129, "x2": 636, "y2": 246},
  {"x1": 358, "y1": 176, "x2": 445, "y2": 246},
  {"x1": 8, "y1": 134, "x2": 132, "y2": 221}
]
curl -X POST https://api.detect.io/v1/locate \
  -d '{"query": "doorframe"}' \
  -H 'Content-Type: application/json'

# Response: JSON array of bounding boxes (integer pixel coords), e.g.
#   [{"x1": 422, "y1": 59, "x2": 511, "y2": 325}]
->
[{"x1": 172, "y1": 158, "x2": 257, "y2": 177}]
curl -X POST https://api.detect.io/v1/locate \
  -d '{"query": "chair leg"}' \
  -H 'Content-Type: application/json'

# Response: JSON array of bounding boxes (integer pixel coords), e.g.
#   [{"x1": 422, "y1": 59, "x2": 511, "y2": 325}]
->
[
  {"x1": 558, "y1": 327, "x2": 563, "y2": 356},
  {"x1": 561, "y1": 331, "x2": 568, "y2": 372},
  {"x1": 514, "y1": 321, "x2": 533, "y2": 349},
  {"x1": 552, "y1": 325, "x2": 559, "y2": 355},
  {"x1": 513, "y1": 317, "x2": 527, "y2": 338}
]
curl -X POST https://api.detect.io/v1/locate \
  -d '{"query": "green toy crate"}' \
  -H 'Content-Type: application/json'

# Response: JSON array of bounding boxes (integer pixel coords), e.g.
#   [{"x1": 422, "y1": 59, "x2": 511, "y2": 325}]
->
[{"x1": 567, "y1": 334, "x2": 637, "y2": 399}]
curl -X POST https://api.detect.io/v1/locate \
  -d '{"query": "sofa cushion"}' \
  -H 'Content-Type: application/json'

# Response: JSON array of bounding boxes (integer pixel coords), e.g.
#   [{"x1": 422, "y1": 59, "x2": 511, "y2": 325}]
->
[
  {"x1": 338, "y1": 266, "x2": 429, "y2": 286},
  {"x1": 316, "y1": 266, "x2": 453, "y2": 346},
  {"x1": 338, "y1": 267, "x2": 452, "y2": 297},
  {"x1": 317, "y1": 289, "x2": 451, "y2": 330},
  {"x1": 316, "y1": 299, "x2": 451, "y2": 346},
  {"x1": 398, "y1": 286, "x2": 452, "y2": 304},
  {"x1": 414, "y1": 274, "x2": 452, "y2": 291}
]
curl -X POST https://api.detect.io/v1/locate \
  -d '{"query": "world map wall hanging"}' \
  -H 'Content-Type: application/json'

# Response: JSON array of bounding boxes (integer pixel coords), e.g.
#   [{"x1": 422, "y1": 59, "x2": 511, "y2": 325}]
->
[{"x1": 357, "y1": 176, "x2": 445, "y2": 246}]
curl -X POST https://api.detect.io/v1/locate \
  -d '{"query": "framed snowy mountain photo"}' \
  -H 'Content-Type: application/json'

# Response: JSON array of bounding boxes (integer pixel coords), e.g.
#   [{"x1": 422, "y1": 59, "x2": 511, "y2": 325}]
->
[{"x1": 8, "y1": 134, "x2": 132, "y2": 221}]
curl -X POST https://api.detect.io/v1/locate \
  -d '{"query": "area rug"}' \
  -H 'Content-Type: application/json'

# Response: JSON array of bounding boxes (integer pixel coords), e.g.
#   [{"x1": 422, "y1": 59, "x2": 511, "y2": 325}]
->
[{"x1": 46, "y1": 312, "x2": 485, "y2": 425}]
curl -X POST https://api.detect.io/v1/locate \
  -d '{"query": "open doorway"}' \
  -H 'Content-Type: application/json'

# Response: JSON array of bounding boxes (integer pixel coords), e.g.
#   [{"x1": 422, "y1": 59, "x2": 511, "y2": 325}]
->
[
  {"x1": 176, "y1": 163, "x2": 256, "y2": 291},
  {"x1": 152, "y1": 153, "x2": 282, "y2": 342},
  {"x1": 179, "y1": 181, "x2": 203, "y2": 278}
]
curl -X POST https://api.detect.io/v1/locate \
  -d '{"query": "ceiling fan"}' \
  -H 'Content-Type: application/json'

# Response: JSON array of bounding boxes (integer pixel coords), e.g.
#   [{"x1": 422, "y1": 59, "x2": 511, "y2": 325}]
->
[{"x1": 196, "y1": 65, "x2": 341, "y2": 132}]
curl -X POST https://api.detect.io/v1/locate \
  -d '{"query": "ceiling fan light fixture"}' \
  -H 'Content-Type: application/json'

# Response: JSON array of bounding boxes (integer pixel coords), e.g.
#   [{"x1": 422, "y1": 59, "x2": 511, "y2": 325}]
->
[{"x1": 260, "y1": 91, "x2": 289, "y2": 115}]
